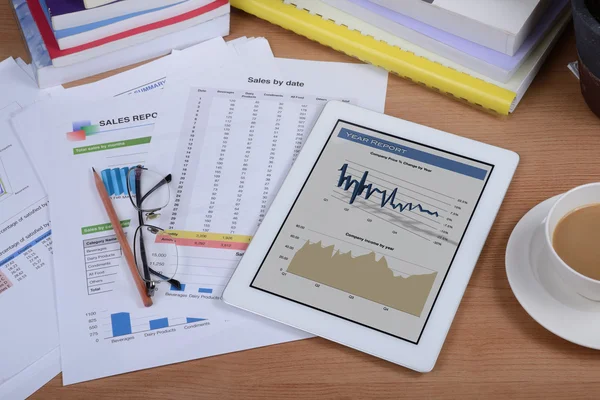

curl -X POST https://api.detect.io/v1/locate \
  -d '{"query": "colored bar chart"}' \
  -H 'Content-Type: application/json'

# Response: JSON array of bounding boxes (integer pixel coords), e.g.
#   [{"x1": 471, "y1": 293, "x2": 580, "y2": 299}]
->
[
  {"x1": 167, "y1": 230, "x2": 252, "y2": 250},
  {"x1": 100, "y1": 166, "x2": 136, "y2": 196},
  {"x1": 186, "y1": 317, "x2": 205, "y2": 323},
  {"x1": 149, "y1": 318, "x2": 169, "y2": 330},
  {"x1": 168, "y1": 283, "x2": 214, "y2": 294},
  {"x1": 111, "y1": 312, "x2": 132, "y2": 337},
  {"x1": 107, "y1": 312, "x2": 208, "y2": 338}
]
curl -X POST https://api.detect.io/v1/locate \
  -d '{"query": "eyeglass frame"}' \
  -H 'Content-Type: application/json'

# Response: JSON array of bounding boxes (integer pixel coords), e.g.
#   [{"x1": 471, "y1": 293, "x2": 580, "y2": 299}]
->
[{"x1": 127, "y1": 165, "x2": 182, "y2": 297}]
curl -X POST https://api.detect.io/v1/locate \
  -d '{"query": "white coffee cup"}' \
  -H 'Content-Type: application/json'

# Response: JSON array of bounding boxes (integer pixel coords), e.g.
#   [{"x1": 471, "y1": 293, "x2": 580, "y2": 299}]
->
[{"x1": 545, "y1": 183, "x2": 600, "y2": 301}]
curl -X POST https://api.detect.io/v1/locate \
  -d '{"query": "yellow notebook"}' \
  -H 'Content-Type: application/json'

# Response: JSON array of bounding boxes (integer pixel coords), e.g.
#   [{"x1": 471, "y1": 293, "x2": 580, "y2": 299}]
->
[{"x1": 230, "y1": 0, "x2": 516, "y2": 115}]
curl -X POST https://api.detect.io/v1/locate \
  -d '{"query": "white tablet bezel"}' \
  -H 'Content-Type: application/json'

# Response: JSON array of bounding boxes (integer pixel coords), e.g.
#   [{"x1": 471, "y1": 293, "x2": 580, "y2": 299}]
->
[{"x1": 223, "y1": 101, "x2": 519, "y2": 372}]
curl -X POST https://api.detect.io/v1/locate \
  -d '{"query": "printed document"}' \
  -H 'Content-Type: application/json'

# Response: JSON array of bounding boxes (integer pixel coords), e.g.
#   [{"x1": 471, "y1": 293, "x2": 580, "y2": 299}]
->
[
  {"x1": 0, "y1": 107, "x2": 57, "y2": 387},
  {"x1": 44, "y1": 92, "x2": 231, "y2": 384},
  {"x1": 0, "y1": 58, "x2": 61, "y2": 394}
]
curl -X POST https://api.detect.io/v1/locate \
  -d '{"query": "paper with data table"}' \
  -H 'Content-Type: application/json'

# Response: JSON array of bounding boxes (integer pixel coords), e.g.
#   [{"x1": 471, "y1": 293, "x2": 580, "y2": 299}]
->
[
  {"x1": 45, "y1": 92, "x2": 228, "y2": 385},
  {"x1": 0, "y1": 106, "x2": 58, "y2": 387},
  {"x1": 147, "y1": 59, "x2": 388, "y2": 319},
  {"x1": 0, "y1": 58, "x2": 62, "y2": 395}
]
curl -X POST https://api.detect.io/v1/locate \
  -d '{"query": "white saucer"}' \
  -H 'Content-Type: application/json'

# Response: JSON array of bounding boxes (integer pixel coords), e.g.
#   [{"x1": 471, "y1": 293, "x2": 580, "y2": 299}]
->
[{"x1": 506, "y1": 195, "x2": 600, "y2": 349}]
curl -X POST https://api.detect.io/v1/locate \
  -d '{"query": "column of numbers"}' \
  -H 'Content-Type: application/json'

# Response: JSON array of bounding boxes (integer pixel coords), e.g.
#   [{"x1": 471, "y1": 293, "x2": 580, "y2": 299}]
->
[
  {"x1": 204, "y1": 99, "x2": 235, "y2": 232},
  {"x1": 23, "y1": 248, "x2": 45, "y2": 270},
  {"x1": 258, "y1": 102, "x2": 283, "y2": 224},
  {"x1": 292, "y1": 104, "x2": 309, "y2": 162},
  {"x1": 230, "y1": 100, "x2": 259, "y2": 233},
  {"x1": 42, "y1": 235, "x2": 53, "y2": 254},
  {"x1": 5, "y1": 260, "x2": 27, "y2": 282},
  {"x1": 171, "y1": 98, "x2": 202, "y2": 230}
]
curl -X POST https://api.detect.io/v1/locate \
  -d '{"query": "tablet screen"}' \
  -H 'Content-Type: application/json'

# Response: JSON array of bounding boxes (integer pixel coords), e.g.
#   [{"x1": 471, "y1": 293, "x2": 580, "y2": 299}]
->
[{"x1": 251, "y1": 120, "x2": 493, "y2": 343}]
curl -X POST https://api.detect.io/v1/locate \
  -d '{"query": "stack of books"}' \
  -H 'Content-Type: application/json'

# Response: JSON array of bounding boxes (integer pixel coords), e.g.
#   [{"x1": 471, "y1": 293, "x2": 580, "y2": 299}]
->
[
  {"x1": 232, "y1": 0, "x2": 572, "y2": 114},
  {"x1": 11, "y1": 0, "x2": 230, "y2": 87}
]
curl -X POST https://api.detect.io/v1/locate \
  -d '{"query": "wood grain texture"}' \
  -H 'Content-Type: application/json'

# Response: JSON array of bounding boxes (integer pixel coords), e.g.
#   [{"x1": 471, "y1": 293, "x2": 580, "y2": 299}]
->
[{"x1": 2, "y1": 4, "x2": 600, "y2": 399}]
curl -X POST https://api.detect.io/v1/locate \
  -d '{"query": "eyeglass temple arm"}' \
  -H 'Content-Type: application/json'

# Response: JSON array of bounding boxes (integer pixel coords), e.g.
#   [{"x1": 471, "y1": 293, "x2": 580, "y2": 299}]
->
[{"x1": 139, "y1": 174, "x2": 172, "y2": 205}]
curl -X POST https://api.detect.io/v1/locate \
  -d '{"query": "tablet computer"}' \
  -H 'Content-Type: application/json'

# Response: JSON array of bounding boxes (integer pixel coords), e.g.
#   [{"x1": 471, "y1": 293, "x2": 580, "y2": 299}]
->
[{"x1": 223, "y1": 101, "x2": 519, "y2": 372}]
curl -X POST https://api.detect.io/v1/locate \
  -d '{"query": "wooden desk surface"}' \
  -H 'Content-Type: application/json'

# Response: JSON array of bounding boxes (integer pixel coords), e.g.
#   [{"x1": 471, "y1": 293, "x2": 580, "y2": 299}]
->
[{"x1": 2, "y1": 5, "x2": 600, "y2": 399}]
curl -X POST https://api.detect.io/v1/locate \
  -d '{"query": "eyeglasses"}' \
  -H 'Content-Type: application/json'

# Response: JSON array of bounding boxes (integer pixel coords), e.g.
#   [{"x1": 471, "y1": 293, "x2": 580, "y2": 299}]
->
[{"x1": 126, "y1": 166, "x2": 180, "y2": 297}]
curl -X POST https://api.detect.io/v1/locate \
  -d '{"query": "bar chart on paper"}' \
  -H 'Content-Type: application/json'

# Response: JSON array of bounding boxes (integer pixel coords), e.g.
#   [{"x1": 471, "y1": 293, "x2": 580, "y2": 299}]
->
[
  {"x1": 91, "y1": 310, "x2": 210, "y2": 339},
  {"x1": 100, "y1": 166, "x2": 137, "y2": 197},
  {"x1": 159, "y1": 249, "x2": 242, "y2": 297},
  {"x1": 169, "y1": 283, "x2": 216, "y2": 294}
]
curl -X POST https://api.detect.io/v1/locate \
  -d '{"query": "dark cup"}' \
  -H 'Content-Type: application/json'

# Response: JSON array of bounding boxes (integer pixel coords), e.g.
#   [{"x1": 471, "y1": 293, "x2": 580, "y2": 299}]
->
[{"x1": 572, "y1": 0, "x2": 600, "y2": 117}]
